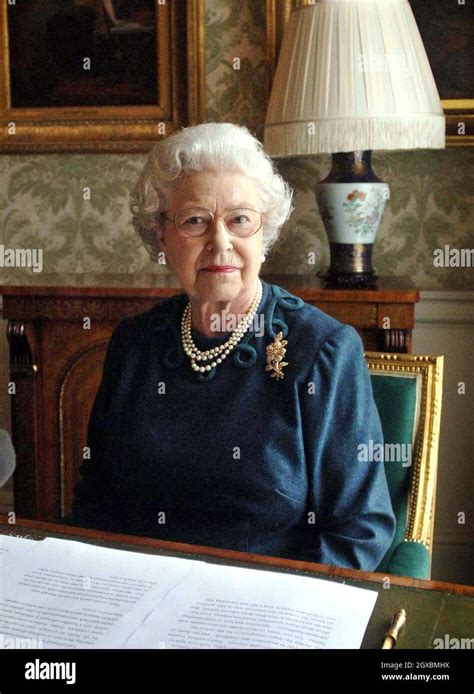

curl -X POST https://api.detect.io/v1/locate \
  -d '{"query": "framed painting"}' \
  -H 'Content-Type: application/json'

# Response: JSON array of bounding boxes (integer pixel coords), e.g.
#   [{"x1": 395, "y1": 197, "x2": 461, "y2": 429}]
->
[
  {"x1": 0, "y1": 0, "x2": 206, "y2": 152},
  {"x1": 410, "y1": 0, "x2": 473, "y2": 146},
  {"x1": 266, "y1": 0, "x2": 473, "y2": 147}
]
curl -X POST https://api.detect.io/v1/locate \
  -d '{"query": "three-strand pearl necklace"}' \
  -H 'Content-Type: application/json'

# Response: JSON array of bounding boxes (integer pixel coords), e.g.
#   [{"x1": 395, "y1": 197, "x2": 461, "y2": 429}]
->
[{"x1": 181, "y1": 279, "x2": 263, "y2": 374}]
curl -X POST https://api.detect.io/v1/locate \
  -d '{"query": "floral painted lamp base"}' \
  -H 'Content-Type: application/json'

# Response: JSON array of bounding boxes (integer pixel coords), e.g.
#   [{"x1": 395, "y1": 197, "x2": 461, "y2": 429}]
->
[{"x1": 316, "y1": 152, "x2": 390, "y2": 289}]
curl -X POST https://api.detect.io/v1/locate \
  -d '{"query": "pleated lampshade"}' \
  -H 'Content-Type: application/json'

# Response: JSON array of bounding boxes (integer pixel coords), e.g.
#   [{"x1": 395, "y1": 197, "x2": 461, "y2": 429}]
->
[{"x1": 264, "y1": 0, "x2": 446, "y2": 155}]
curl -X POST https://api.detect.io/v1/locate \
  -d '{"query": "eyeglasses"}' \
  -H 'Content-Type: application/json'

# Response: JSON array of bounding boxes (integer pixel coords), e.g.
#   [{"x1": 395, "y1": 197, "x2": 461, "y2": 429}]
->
[{"x1": 162, "y1": 207, "x2": 264, "y2": 238}]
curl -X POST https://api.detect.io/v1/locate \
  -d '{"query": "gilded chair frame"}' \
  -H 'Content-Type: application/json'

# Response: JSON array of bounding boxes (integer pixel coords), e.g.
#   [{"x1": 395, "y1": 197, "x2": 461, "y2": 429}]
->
[{"x1": 364, "y1": 352, "x2": 444, "y2": 557}]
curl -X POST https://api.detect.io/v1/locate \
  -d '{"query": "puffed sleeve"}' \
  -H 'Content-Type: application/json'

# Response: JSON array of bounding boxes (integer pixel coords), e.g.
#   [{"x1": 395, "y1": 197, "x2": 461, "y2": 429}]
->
[
  {"x1": 66, "y1": 319, "x2": 132, "y2": 533},
  {"x1": 299, "y1": 324, "x2": 396, "y2": 571}
]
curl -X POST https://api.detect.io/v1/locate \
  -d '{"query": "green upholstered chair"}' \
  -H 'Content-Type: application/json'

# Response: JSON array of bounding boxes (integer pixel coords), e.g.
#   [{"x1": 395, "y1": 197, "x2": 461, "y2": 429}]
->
[{"x1": 364, "y1": 352, "x2": 444, "y2": 580}]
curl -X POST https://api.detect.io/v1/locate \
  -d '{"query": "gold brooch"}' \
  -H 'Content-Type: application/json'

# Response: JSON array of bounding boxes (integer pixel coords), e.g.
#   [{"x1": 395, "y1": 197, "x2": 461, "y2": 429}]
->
[{"x1": 265, "y1": 331, "x2": 288, "y2": 380}]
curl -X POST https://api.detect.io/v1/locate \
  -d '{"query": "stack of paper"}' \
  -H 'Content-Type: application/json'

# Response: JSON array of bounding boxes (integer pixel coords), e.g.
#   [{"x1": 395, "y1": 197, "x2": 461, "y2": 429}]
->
[{"x1": 0, "y1": 534, "x2": 377, "y2": 649}]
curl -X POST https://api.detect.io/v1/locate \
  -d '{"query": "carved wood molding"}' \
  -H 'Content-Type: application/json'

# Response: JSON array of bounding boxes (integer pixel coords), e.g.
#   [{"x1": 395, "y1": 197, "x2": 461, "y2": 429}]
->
[
  {"x1": 6, "y1": 321, "x2": 38, "y2": 377},
  {"x1": 383, "y1": 328, "x2": 409, "y2": 353},
  {"x1": 59, "y1": 341, "x2": 109, "y2": 516},
  {"x1": 3, "y1": 296, "x2": 166, "y2": 322}
]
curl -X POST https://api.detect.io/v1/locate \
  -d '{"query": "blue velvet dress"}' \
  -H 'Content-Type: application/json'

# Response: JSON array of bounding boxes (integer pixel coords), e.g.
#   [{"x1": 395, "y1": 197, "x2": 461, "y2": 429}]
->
[{"x1": 70, "y1": 278, "x2": 395, "y2": 570}]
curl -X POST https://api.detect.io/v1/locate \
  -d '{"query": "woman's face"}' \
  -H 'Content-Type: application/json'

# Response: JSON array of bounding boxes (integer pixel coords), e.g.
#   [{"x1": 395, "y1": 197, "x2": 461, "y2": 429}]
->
[{"x1": 157, "y1": 170, "x2": 264, "y2": 305}]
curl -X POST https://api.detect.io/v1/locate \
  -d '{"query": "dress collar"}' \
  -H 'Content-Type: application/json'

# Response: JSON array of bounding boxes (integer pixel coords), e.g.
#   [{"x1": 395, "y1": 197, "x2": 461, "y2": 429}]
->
[{"x1": 146, "y1": 279, "x2": 304, "y2": 381}]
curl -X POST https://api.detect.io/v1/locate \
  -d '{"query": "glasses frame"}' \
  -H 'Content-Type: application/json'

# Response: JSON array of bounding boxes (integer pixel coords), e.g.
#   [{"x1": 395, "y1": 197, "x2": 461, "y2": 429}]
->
[{"x1": 162, "y1": 206, "x2": 264, "y2": 238}]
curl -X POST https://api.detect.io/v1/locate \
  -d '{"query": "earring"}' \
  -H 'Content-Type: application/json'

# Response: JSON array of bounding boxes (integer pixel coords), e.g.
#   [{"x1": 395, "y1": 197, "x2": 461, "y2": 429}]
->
[{"x1": 261, "y1": 254, "x2": 266, "y2": 262}]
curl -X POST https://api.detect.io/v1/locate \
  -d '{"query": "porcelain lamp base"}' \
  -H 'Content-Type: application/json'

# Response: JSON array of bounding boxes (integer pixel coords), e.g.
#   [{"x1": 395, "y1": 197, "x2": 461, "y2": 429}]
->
[
  {"x1": 319, "y1": 243, "x2": 378, "y2": 289},
  {"x1": 315, "y1": 151, "x2": 389, "y2": 289}
]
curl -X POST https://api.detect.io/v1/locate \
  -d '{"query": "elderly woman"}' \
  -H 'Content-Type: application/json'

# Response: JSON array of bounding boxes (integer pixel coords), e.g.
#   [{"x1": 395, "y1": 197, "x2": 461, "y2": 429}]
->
[{"x1": 70, "y1": 122, "x2": 395, "y2": 571}]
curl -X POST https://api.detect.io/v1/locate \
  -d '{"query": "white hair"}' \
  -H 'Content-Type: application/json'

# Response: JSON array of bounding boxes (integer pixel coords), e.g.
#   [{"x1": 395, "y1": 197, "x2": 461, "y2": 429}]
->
[{"x1": 129, "y1": 122, "x2": 294, "y2": 262}]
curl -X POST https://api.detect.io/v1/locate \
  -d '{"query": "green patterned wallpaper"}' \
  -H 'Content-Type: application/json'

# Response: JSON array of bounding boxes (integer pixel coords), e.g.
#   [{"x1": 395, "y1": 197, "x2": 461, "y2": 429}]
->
[{"x1": 0, "y1": 0, "x2": 472, "y2": 289}]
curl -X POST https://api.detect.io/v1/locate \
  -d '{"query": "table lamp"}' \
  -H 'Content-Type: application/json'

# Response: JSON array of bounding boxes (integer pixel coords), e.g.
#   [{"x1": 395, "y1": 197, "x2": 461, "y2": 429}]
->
[{"x1": 264, "y1": 0, "x2": 446, "y2": 288}]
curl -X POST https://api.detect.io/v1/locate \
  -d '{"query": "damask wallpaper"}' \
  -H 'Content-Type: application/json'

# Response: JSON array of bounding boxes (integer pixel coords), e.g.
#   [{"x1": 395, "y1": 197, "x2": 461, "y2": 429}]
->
[{"x1": 0, "y1": 0, "x2": 472, "y2": 289}]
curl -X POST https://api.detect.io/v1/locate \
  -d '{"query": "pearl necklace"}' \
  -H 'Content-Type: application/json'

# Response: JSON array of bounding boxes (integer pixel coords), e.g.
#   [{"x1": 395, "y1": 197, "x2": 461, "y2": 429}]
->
[{"x1": 181, "y1": 279, "x2": 263, "y2": 373}]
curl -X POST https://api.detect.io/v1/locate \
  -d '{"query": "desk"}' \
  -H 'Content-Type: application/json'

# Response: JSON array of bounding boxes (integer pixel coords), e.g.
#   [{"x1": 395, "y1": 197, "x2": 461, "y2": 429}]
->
[{"x1": 1, "y1": 517, "x2": 472, "y2": 650}]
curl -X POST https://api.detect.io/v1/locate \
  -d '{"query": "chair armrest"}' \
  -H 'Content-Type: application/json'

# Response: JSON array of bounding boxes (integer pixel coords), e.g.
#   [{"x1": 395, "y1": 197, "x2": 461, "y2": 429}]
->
[{"x1": 387, "y1": 540, "x2": 431, "y2": 580}]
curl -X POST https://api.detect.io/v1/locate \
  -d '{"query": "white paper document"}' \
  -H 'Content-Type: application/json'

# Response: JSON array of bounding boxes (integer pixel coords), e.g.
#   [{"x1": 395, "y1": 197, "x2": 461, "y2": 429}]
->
[
  {"x1": 0, "y1": 534, "x2": 44, "y2": 566},
  {"x1": 0, "y1": 534, "x2": 377, "y2": 649}
]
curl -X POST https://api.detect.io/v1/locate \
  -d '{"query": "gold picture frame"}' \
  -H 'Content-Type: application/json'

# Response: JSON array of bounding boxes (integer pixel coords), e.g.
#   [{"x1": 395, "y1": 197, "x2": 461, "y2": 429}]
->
[
  {"x1": 0, "y1": 0, "x2": 206, "y2": 153},
  {"x1": 442, "y1": 100, "x2": 474, "y2": 147},
  {"x1": 266, "y1": 0, "x2": 473, "y2": 147}
]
